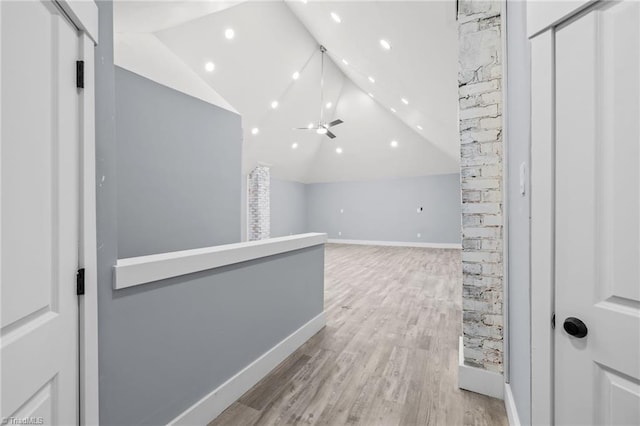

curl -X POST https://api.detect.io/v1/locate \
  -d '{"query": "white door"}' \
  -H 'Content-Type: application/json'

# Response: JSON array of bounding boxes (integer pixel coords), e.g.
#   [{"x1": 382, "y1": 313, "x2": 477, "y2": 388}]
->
[
  {"x1": 555, "y1": 1, "x2": 640, "y2": 425},
  {"x1": 1, "y1": 1, "x2": 81, "y2": 425}
]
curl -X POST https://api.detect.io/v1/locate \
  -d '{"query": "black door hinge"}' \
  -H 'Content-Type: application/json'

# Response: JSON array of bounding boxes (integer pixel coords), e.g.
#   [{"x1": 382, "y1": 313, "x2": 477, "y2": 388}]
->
[
  {"x1": 76, "y1": 268, "x2": 85, "y2": 295},
  {"x1": 552, "y1": 313, "x2": 556, "y2": 329},
  {"x1": 76, "y1": 60, "x2": 84, "y2": 89}
]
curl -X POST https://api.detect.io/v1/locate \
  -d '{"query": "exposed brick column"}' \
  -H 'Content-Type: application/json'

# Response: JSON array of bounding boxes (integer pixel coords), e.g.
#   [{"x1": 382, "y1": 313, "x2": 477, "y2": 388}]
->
[
  {"x1": 458, "y1": 0, "x2": 504, "y2": 373},
  {"x1": 248, "y1": 165, "x2": 270, "y2": 241}
]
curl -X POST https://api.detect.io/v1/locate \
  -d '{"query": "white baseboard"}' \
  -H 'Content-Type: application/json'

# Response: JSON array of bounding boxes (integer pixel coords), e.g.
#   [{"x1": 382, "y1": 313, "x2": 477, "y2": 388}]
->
[
  {"x1": 504, "y1": 383, "x2": 522, "y2": 426},
  {"x1": 458, "y1": 336, "x2": 505, "y2": 400},
  {"x1": 327, "y1": 238, "x2": 462, "y2": 249},
  {"x1": 168, "y1": 311, "x2": 327, "y2": 425}
]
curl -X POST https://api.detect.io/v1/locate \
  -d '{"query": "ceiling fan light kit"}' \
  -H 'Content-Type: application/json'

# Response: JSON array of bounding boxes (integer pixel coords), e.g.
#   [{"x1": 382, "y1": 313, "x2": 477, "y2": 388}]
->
[{"x1": 293, "y1": 45, "x2": 344, "y2": 140}]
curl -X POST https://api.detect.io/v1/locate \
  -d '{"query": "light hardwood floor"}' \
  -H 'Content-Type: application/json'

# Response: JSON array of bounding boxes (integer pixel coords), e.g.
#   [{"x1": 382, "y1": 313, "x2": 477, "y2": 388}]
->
[{"x1": 209, "y1": 244, "x2": 508, "y2": 426}]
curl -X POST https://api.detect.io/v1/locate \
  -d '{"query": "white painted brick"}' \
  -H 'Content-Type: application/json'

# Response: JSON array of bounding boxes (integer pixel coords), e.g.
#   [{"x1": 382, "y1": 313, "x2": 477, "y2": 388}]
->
[
  {"x1": 461, "y1": 178, "x2": 500, "y2": 190},
  {"x1": 459, "y1": 104, "x2": 499, "y2": 120},
  {"x1": 481, "y1": 141, "x2": 503, "y2": 155},
  {"x1": 481, "y1": 164, "x2": 501, "y2": 177},
  {"x1": 482, "y1": 314, "x2": 504, "y2": 327},
  {"x1": 459, "y1": 0, "x2": 504, "y2": 374},
  {"x1": 462, "y1": 202, "x2": 501, "y2": 214},
  {"x1": 480, "y1": 116, "x2": 502, "y2": 129},
  {"x1": 461, "y1": 167, "x2": 481, "y2": 178},
  {"x1": 463, "y1": 227, "x2": 500, "y2": 239},
  {"x1": 463, "y1": 262, "x2": 482, "y2": 275},
  {"x1": 482, "y1": 263, "x2": 503, "y2": 276},
  {"x1": 461, "y1": 154, "x2": 501, "y2": 167},
  {"x1": 460, "y1": 118, "x2": 480, "y2": 131},
  {"x1": 482, "y1": 338, "x2": 504, "y2": 352},
  {"x1": 462, "y1": 251, "x2": 501, "y2": 263},
  {"x1": 460, "y1": 96, "x2": 480, "y2": 109},
  {"x1": 482, "y1": 190, "x2": 502, "y2": 202},
  {"x1": 482, "y1": 239, "x2": 502, "y2": 251},
  {"x1": 482, "y1": 215, "x2": 503, "y2": 226},
  {"x1": 463, "y1": 215, "x2": 481, "y2": 227},
  {"x1": 459, "y1": 79, "x2": 499, "y2": 97},
  {"x1": 466, "y1": 129, "x2": 500, "y2": 143}
]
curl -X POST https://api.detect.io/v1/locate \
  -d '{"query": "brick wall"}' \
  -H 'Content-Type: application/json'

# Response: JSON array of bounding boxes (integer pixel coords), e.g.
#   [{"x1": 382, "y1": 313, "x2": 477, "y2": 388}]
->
[
  {"x1": 248, "y1": 165, "x2": 270, "y2": 241},
  {"x1": 458, "y1": 0, "x2": 504, "y2": 373}
]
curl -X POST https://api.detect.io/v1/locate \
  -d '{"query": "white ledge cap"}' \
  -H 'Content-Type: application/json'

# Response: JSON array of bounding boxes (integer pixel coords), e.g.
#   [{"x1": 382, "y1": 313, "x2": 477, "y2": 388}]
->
[{"x1": 114, "y1": 233, "x2": 327, "y2": 290}]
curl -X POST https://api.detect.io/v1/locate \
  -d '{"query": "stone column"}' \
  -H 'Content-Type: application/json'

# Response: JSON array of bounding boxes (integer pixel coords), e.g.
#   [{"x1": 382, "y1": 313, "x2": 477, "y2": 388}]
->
[
  {"x1": 458, "y1": 0, "x2": 504, "y2": 373},
  {"x1": 247, "y1": 165, "x2": 270, "y2": 241}
]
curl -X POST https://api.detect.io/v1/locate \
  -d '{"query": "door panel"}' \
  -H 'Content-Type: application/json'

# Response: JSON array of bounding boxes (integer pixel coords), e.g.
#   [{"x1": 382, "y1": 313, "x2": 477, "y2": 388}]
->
[
  {"x1": 555, "y1": 1, "x2": 640, "y2": 425},
  {"x1": 1, "y1": 1, "x2": 80, "y2": 424}
]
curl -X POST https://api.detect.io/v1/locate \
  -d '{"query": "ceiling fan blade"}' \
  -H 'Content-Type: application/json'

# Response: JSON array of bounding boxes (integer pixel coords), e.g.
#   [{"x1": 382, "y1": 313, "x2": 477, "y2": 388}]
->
[
  {"x1": 326, "y1": 130, "x2": 336, "y2": 139},
  {"x1": 293, "y1": 127, "x2": 315, "y2": 130},
  {"x1": 327, "y1": 119, "x2": 343, "y2": 127}
]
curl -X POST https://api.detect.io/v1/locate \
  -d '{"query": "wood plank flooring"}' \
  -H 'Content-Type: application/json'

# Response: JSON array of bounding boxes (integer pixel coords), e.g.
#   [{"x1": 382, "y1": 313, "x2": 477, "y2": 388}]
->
[{"x1": 209, "y1": 244, "x2": 507, "y2": 426}]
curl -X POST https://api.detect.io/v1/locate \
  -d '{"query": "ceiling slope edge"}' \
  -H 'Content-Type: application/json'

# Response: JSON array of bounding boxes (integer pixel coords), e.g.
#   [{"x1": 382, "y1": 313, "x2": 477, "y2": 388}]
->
[{"x1": 114, "y1": 32, "x2": 239, "y2": 114}]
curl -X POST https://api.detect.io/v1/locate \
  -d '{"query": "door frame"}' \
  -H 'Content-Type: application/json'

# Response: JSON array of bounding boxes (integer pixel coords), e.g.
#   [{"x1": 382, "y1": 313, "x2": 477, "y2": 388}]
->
[
  {"x1": 48, "y1": 1, "x2": 100, "y2": 424},
  {"x1": 528, "y1": 1, "x2": 598, "y2": 425}
]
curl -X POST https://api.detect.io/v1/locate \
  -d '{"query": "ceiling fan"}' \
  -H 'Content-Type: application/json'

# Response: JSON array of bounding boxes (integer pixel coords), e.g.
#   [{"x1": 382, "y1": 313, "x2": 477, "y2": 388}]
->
[{"x1": 294, "y1": 45, "x2": 344, "y2": 139}]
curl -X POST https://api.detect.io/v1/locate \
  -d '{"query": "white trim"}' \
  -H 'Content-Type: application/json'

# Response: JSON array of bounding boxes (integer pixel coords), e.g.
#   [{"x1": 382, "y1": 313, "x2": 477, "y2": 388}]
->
[
  {"x1": 55, "y1": 0, "x2": 98, "y2": 44},
  {"x1": 327, "y1": 239, "x2": 461, "y2": 249},
  {"x1": 78, "y1": 33, "x2": 99, "y2": 426},
  {"x1": 168, "y1": 311, "x2": 327, "y2": 426},
  {"x1": 504, "y1": 383, "x2": 522, "y2": 426},
  {"x1": 530, "y1": 29, "x2": 555, "y2": 426},
  {"x1": 458, "y1": 337, "x2": 504, "y2": 400},
  {"x1": 500, "y1": 0, "x2": 510, "y2": 384},
  {"x1": 114, "y1": 233, "x2": 327, "y2": 290},
  {"x1": 527, "y1": 0, "x2": 593, "y2": 38}
]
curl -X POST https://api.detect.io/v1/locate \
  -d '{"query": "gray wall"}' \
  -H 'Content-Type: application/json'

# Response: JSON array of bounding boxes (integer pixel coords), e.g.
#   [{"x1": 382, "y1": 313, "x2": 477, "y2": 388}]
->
[
  {"x1": 506, "y1": 1, "x2": 531, "y2": 424},
  {"x1": 94, "y1": 2, "x2": 120, "y2": 423},
  {"x1": 270, "y1": 178, "x2": 307, "y2": 237},
  {"x1": 306, "y1": 174, "x2": 461, "y2": 243},
  {"x1": 96, "y1": 6, "x2": 324, "y2": 424},
  {"x1": 115, "y1": 67, "x2": 242, "y2": 258},
  {"x1": 99, "y1": 245, "x2": 324, "y2": 426}
]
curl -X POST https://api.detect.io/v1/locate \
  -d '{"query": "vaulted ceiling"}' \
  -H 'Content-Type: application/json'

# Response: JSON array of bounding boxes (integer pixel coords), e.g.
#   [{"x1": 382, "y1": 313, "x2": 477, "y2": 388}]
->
[{"x1": 114, "y1": 1, "x2": 460, "y2": 183}]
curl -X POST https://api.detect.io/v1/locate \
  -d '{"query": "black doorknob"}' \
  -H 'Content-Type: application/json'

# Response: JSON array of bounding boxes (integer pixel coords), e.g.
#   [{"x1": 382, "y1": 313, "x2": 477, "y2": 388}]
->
[{"x1": 563, "y1": 317, "x2": 588, "y2": 338}]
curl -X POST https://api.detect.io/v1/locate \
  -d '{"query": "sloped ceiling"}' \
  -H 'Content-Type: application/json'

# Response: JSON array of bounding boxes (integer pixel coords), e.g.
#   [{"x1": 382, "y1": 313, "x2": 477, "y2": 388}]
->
[{"x1": 114, "y1": 1, "x2": 460, "y2": 183}]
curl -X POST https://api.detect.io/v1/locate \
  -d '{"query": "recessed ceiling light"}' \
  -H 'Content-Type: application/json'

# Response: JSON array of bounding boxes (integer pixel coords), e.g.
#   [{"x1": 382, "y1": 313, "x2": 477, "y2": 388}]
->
[
  {"x1": 292, "y1": 71, "x2": 300, "y2": 80},
  {"x1": 204, "y1": 61, "x2": 215, "y2": 72},
  {"x1": 368, "y1": 93, "x2": 374, "y2": 98},
  {"x1": 317, "y1": 127, "x2": 328, "y2": 135},
  {"x1": 224, "y1": 28, "x2": 235, "y2": 40},
  {"x1": 307, "y1": 122, "x2": 314, "y2": 129},
  {"x1": 326, "y1": 102, "x2": 332, "y2": 109},
  {"x1": 380, "y1": 39, "x2": 392, "y2": 50},
  {"x1": 401, "y1": 98, "x2": 409, "y2": 105},
  {"x1": 342, "y1": 59, "x2": 349, "y2": 66},
  {"x1": 390, "y1": 140, "x2": 398, "y2": 148},
  {"x1": 416, "y1": 125, "x2": 423, "y2": 130},
  {"x1": 251, "y1": 127, "x2": 259, "y2": 135},
  {"x1": 368, "y1": 76, "x2": 375, "y2": 83},
  {"x1": 336, "y1": 147, "x2": 343, "y2": 154},
  {"x1": 331, "y1": 12, "x2": 341, "y2": 23},
  {"x1": 390, "y1": 107, "x2": 397, "y2": 113},
  {"x1": 271, "y1": 100, "x2": 279, "y2": 109},
  {"x1": 291, "y1": 142, "x2": 298, "y2": 149}
]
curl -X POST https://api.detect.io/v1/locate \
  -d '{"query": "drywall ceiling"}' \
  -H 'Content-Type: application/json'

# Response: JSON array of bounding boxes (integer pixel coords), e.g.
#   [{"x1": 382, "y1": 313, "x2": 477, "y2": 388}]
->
[{"x1": 113, "y1": 1, "x2": 460, "y2": 183}]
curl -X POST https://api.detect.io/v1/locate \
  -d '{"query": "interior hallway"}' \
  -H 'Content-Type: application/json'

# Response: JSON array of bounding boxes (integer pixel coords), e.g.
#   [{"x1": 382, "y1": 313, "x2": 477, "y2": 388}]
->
[{"x1": 209, "y1": 244, "x2": 507, "y2": 425}]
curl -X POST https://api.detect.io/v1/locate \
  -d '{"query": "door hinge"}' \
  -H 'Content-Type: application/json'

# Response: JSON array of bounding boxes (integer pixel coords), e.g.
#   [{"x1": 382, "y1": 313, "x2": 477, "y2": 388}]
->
[
  {"x1": 76, "y1": 60, "x2": 84, "y2": 89},
  {"x1": 76, "y1": 268, "x2": 85, "y2": 295},
  {"x1": 552, "y1": 313, "x2": 556, "y2": 329}
]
